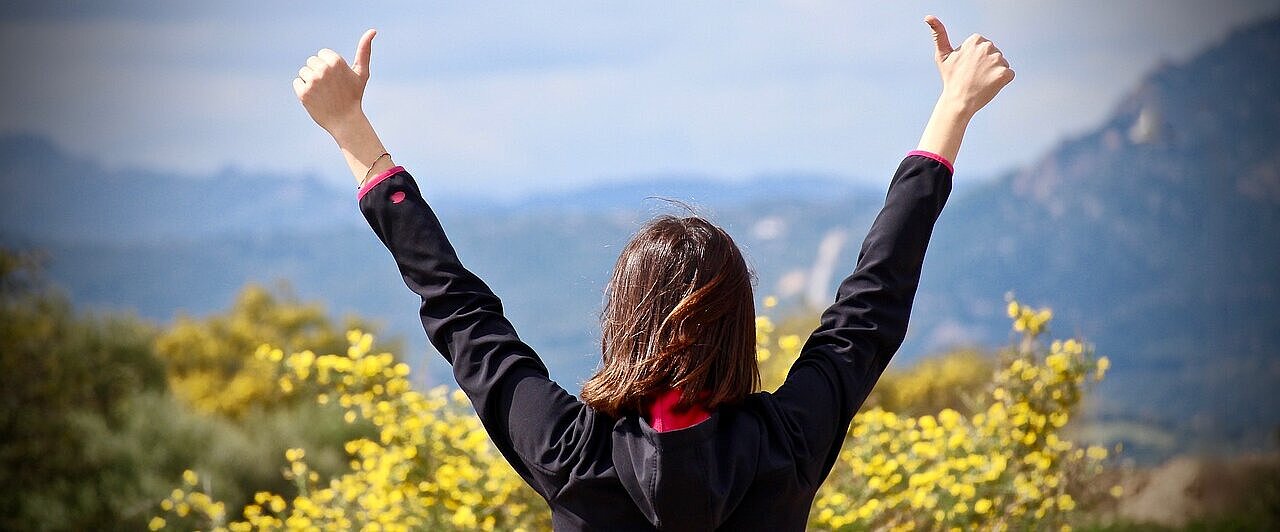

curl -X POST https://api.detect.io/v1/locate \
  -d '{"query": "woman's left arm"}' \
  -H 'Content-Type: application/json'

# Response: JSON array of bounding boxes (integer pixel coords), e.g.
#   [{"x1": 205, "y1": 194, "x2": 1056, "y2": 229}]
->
[{"x1": 294, "y1": 30, "x2": 587, "y2": 498}]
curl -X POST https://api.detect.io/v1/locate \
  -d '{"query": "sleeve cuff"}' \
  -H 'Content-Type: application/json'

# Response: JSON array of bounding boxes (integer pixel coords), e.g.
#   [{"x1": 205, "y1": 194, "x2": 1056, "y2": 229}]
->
[
  {"x1": 357, "y1": 165, "x2": 406, "y2": 201},
  {"x1": 905, "y1": 150, "x2": 953, "y2": 174}
]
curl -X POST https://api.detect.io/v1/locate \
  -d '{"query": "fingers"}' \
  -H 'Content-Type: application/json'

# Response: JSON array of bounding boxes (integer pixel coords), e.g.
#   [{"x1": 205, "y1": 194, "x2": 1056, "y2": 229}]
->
[
  {"x1": 353, "y1": 28, "x2": 376, "y2": 79},
  {"x1": 306, "y1": 55, "x2": 325, "y2": 71},
  {"x1": 298, "y1": 49, "x2": 345, "y2": 86},
  {"x1": 292, "y1": 77, "x2": 307, "y2": 99},
  {"x1": 317, "y1": 48, "x2": 344, "y2": 66},
  {"x1": 925, "y1": 15, "x2": 952, "y2": 61}
]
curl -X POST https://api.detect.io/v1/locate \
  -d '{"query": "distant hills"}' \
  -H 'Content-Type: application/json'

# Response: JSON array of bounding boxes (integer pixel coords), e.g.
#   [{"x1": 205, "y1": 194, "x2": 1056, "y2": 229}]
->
[
  {"x1": 0, "y1": 134, "x2": 356, "y2": 244},
  {"x1": 3, "y1": 17, "x2": 1277, "y2": 462},
  {"x1": 913, "y1": 16, "x2": 1280, "y2": 459}
]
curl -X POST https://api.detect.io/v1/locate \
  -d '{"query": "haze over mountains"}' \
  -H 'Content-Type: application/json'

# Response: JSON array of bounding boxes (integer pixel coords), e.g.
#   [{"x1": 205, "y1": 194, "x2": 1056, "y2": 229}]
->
[{"x1": 3, "y1": 17, "x2": 1277, "y2": 462}]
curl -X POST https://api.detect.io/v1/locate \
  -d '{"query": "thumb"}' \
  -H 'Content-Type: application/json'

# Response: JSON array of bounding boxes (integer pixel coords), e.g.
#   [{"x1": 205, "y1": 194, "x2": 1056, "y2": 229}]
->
[
  {"x1": 924, "y1": 15, "x2": 952, "y2": 61},
  {"x1": 353, "y1": 28, "x2": 376, "y2": 79}
]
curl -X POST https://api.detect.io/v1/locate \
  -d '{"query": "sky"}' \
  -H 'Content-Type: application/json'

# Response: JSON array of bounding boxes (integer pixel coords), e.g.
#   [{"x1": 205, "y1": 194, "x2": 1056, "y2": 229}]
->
[{"x1": 2, "y1": 1, "x2": 1278, "y2": 198}]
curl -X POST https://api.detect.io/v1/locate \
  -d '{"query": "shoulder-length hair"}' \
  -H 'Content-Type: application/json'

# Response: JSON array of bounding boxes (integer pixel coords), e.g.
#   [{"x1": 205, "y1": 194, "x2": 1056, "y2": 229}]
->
[{"x1": 581, "y1": 214, "x2": 758, "y2": 417}]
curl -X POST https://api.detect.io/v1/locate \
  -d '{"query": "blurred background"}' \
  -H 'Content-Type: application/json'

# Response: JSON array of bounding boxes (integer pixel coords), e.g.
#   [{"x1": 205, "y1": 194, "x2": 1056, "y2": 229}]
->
[{"x1": 2, "y1": 1, "x2": 1278, "y2": 530}]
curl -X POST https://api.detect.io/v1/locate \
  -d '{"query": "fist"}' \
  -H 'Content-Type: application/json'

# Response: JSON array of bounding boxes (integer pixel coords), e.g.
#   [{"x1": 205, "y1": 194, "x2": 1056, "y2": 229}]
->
[
  {"x1": 293, "y1": 29, "x2": 376, "y2": 134},
  {"x1": 926, "y1": 16, "x2": 1014, "y2": 115}
]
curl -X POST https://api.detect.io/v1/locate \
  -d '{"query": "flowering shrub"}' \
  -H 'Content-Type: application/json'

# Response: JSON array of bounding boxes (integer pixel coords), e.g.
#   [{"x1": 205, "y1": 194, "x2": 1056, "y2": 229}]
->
[
  {"x1": 154, "y1": 285, "x2": 380, "y2": 418},
  {"x1": 157, "y1": 298, "x2": 1115, "y2": 531},
  {"x1": 154, "y1": 331, "x2": 547, "y2": 531},
  {"x1": 758, "y1": 298, "x2": 1116, "y2": 531}
]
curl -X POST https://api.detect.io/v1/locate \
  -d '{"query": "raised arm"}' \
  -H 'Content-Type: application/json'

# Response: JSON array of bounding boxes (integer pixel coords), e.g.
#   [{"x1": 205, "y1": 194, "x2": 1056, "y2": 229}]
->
[
  {"x1": 292, "y1": 29, "x2": 398, "y2": 186},
  {"x1": 293, "y1": 31, "x2": 588, "y2": 498},
  {"x1": 916, "y1": 15, "x2": 1015, "y2": 164},
  {"x1": 770, "y1": 15, "x2": 1014, "y2": 483}
]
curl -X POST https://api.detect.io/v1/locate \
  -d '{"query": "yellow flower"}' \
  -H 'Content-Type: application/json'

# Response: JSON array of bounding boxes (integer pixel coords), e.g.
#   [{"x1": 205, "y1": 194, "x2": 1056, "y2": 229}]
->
[
  {"x1": 148, "y1": 517, "x2": 166, "y2": 531},
  {"x1": 182, "y1": 469, "x2": 198, "y2": 487},
  {"x1": 1045, "y1": 353, "x2": 1069, "y2": 374},
  {"x1": 974, "y1": 498, "x2": 992, "y2": 514},
  {"x1": 1057, "y1": 494, "x2": 1075, "y2": 511},
  {"x1": 918, "y1": 415, "x2": 938, "y2": 431},
  {"x1": 1096, "y1": 356, "x2": 1111, "y2": 379},
  {"x1": 451, "y1": 506, "x2": 478, "y2": 528},
  {"x1": 269, "y1": 495, "x2": 286, "y2": 513}
]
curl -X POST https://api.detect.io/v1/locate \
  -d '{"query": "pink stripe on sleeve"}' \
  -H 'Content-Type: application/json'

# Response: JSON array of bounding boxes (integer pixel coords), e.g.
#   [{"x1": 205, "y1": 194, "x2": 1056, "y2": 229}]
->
[
  {"x1": 906, "y1": 150, "x2": 954, "y2": 173},
  {"x1": 357, "y1": 165, "x2": 406, "y2": 201}
]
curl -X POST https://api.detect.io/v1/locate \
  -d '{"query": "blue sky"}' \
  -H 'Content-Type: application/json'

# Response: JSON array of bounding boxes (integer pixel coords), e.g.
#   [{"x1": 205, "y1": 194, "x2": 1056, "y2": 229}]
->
[{"x1": 2, "y1": 1, "x2": 1277, "y2": 198}]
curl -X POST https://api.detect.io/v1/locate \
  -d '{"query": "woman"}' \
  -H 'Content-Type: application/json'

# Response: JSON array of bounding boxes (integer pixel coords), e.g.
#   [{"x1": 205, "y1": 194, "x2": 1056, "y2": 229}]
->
[{"x1": 293, "y1": 15, "x2": 1012, "y2": 531}]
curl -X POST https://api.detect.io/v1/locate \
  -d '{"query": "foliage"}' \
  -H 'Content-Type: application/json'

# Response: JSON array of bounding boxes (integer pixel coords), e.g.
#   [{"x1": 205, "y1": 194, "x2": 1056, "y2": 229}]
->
[
  {"x1": 867, "y1": 348, "x2": 993, "y2": 416},
  {"x1": 153, "y1": 331, "x2": 547, "y2": 531},
  {"x1": 157, "y1": 295, "x2": 1118, "y2": 531},
  {"x1": 0, "y1": 249, "x2": 167, "y2": 529},
  {"x1": 1, "y1": 252, "x2": 379, "y2": 530},
  {"x1": 756, "y1": 297, "x2": 1118, "y2": 531},
  {"x1": 154, "y1": 284, "x2": 391, "y2": 418},
  {"x1": 755, "y1": 297, "x2": 992, "y2": 416}
]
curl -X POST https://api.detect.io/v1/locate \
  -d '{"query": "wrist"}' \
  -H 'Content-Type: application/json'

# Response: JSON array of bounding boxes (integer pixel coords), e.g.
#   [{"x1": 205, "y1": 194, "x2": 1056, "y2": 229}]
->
[
  {"x1": 326, "y1": 108, "x2": 372, "y2": 145},
  {"x1": 935, "y1": 91, "x2": 977, "y2": 122}
]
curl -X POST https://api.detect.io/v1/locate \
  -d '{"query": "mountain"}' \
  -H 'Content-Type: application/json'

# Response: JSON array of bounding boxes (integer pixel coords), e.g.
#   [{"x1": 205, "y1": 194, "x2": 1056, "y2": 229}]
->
[
  {"x1": 0, "y1": 133, "x2": 884, "y2": 392},
  {"x1": 0, "y1": 133, "x2": 357, "y2": 244},
  {"x1": 3, "y1": 17, "x2": 1278, "y2": 463},
  {"x1": 911, "y1": 16, "x2": 1280, "y2": 458}
]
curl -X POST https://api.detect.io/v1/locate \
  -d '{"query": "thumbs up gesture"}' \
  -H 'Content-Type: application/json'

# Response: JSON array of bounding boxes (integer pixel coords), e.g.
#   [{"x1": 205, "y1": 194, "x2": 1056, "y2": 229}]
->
[
  {"x1": 925, "y1": 16, "x2": 1014, "y2": 116},
  {"x1": 293, "y1": 29, "x2": 377, "y2": 135}
]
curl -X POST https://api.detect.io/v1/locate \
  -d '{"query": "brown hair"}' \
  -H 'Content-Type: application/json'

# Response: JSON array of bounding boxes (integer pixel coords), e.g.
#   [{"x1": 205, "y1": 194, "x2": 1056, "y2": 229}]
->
[{"x1": 581, "y1": 214, "x2": 759, "y2": 417}]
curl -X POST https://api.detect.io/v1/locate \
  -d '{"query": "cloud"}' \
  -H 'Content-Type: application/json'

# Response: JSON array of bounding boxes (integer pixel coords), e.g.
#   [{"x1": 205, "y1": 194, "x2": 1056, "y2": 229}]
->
[{"x1": 3, "y1": 1, "x2": 1277, "y2": 193}]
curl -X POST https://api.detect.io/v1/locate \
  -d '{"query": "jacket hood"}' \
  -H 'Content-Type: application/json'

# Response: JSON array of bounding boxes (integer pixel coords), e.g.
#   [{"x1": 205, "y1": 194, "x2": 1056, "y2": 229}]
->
[{"x1": 610, "y1": 410, "x2": 760, "y2": 531}]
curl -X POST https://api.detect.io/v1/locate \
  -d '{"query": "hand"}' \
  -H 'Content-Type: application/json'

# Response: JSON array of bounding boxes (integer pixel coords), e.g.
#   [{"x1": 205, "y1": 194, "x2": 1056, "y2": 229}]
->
[
  {"x1": 293, "y1": 29, "x2": 377, "y2": 136},
  {"x1": 926, "y1": 15, "x2": 1014, "y2": 117}
]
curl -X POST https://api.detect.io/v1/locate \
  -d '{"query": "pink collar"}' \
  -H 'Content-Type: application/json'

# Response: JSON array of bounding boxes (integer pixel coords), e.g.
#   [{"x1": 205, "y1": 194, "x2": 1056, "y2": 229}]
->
[{"x1": 646, "y1": 387, "x2": 711, "y2": 432}]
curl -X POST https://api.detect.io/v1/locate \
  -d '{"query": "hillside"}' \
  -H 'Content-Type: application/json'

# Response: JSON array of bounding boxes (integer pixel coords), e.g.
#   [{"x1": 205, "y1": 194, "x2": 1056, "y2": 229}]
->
[
  {"x1": 913, "y1": 16, "x2": 1280, "y2": 458},
  {"x1": 0, "y1": 134, "x2": 359, "y2": 244},
  {"x1": 0, "y1": 135, "x2": 883, "y2": 389}
]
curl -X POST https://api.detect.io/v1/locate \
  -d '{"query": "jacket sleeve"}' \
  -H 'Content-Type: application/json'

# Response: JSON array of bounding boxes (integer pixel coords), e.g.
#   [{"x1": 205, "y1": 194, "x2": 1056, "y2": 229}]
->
[
  {"x1": 358, "y1": 166, "x2": 590, "y2": 498},
  {"x1": 769, "y1": 152, "x2": 953, "y2": 484}
]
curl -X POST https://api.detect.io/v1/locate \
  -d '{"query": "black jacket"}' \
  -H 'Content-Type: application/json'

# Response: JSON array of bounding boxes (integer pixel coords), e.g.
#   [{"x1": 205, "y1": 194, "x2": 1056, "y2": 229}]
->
[{"x1": 358, "y1": 152, "x2": 953, "y2": 531}]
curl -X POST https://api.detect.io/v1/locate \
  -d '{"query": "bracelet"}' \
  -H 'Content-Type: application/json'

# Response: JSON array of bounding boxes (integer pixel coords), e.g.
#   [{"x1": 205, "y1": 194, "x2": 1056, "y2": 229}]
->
[{"x1": 358, "y1": 152, "x2": 392, "y2": 188}]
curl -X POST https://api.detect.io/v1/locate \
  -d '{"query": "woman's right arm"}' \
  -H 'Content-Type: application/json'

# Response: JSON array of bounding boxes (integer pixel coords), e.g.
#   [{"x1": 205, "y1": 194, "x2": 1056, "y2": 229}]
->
[
  {"x1": 770, "y1": 15, "x2": 1014, "y2": 484},
  {"x1": 293, "y1": 31, "x2": 589, "y2": 498}
]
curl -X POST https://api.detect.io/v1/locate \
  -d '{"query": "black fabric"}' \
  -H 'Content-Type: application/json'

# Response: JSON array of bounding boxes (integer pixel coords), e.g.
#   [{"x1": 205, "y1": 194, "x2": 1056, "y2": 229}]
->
[{"x1": 358, "y1": 154, "x2": 953, "y2": 531}]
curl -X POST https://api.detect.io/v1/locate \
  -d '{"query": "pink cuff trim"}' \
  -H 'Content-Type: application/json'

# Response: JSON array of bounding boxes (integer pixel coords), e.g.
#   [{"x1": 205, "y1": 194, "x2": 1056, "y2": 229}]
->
[
  {"x1": 357, "y1": 165, "x2": 406, "y2": 201},
  {"x1": 906, "y1": 150, "x2": 953, "y2": 173},
  {"x1": 647, "y1": 387, "x2": 710, "y2": 432}
]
